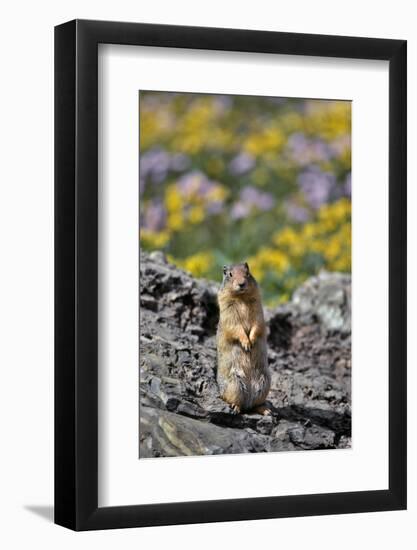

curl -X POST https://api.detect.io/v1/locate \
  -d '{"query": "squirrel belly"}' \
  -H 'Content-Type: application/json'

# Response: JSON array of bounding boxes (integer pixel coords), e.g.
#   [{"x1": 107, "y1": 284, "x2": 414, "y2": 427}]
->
[
  {"x1": 217, "y1": 332, "x2": 270, "y2": 412},
  {"x1": 216, "y1": 263, "x2": 271, "y2": 413}
]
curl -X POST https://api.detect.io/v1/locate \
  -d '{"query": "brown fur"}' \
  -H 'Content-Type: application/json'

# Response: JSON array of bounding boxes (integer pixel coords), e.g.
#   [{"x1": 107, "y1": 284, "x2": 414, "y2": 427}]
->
[{"x1": 216, "y1": 263, "x2": 271, "y2": 414}]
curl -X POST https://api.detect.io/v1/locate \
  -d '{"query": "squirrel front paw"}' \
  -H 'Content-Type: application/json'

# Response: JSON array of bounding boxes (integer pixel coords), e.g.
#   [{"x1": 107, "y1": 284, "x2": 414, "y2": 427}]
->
[
  {"x1": 249, "y1": 326, "x2": 259, "y2": 346},
  {"x1": 240, "y1": 336, "x2": 252, "y2": 351}
]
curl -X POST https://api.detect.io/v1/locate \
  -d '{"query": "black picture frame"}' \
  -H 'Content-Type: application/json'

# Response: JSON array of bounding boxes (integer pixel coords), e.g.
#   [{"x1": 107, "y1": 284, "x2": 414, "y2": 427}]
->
[{"x1": 55, "y1": 19, "x2": 407, "y2": 531}]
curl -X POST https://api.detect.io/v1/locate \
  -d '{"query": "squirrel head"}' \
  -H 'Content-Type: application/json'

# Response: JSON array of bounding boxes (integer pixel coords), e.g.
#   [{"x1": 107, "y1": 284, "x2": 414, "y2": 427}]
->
[{"x1": 221, "y1": 262, "x2": 257, "y2": 296}]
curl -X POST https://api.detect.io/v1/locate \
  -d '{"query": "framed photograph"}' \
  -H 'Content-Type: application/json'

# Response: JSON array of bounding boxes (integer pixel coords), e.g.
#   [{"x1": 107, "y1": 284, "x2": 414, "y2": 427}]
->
[{"x1": 55, "y1": 19, "x2": 406, "y2": 530}]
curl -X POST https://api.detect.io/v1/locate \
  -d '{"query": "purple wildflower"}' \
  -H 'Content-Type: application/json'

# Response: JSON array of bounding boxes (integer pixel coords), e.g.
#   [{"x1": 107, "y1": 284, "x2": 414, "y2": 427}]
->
[
  {"x1": 177, "y1": 171, "x2": 212, "y2": 197},
  {"x1": 330, "y1": 134, "x2": 351, "y2": 156},
  {"x1": 240, "y1": 186, "x2": 275, "y2": 211},
  {"x1": 139, "y1": 148, "x2": 190, "y2": 195},
  {"x1": 229, "y1": 152, "x2": 255, "y2": 175},
  {"x1": 142, "y1": 200, "x2": 167, "y2": 231},
  {"x1": 297, "y1": 166, "x2": 336, "y2": 209},
  {"x1": 170, "y1": 153, "x2": 190, "y2": 172},
  {"x1": 344, "y1": 173, "x2": 351, "y2": 197},
  {"x1": 230, "y1": 201, "x2": 251, "y2": 220},
  {"x1": 287, "y1": 133, "x2": 333, "y2": 166},
  {"x1": 140, "y1": 148, "x2": 171, "y2": 184},
  {"x1": 310, "y1": 139, "x2": 333, "y2": 163},
  {"x1": 285, "y1": 201, "x2": 310, "y2": 223},
  {"x1": 176, "y1": 171, "x2": 227, "y2": 216},
  {"x1": 206, "y1": 201, "x2": 224, "y2": 215},
  {"x1": 230, "y1": 185, "x2": 275, "y2": 219},
  {"x1": 287, "y1": 133, "x2": 309, "y2": 162},
  {"x1": 214, "y1": 95, "x2": 233, "y2": 111}
]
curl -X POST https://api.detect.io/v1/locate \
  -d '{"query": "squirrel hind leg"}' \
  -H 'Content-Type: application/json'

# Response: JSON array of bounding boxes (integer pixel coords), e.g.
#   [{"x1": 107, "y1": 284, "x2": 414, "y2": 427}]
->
[
  {"x1": 219, "y1": 376, "x2": 246, "y2": 414},
  {"x1": 221, "y1": 392, "x2": 242, "y2": 415},
  {"x1": 230, "y1": 403, "x2": 241, "y2": 415},
  {"x1": 252, "y1": 403, "x2": 272, "y2": 416}
]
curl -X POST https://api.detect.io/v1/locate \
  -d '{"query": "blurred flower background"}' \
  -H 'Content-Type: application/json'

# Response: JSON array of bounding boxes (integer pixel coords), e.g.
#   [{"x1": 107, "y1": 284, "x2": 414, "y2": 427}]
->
[{"x1": 140, "y1": 91, "x2": 351, "y2": 306}]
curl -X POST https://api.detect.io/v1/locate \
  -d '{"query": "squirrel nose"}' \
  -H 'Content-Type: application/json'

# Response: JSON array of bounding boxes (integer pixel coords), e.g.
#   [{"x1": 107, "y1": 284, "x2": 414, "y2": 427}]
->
[{"x1": 238, "y1": 282, "x2": 246, "y2": 289}]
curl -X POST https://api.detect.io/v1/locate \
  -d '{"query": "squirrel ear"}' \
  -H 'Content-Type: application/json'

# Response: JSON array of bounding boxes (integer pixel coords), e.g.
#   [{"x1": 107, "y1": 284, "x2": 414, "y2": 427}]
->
[{"x1": 244, "y1": 262, "x2": 249, "y2": 271}]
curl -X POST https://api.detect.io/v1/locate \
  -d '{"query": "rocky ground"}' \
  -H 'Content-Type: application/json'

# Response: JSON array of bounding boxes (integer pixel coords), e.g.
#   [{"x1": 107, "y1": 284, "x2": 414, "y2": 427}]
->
[{"x1": 139, "y1": 250, "x2": 351, "y2": 458}]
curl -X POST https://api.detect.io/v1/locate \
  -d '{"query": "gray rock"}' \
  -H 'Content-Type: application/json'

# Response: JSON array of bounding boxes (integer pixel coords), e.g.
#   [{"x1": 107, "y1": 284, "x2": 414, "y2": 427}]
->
[
  {"x1": 140, "y1": 406, "x2": 275, "y2": 457},
  {"x1": 338, "y1": 435, "x2": 352, "y2": 449},
  {"x1": 139, "y1": 251, "x2": 351, "y2": 458},
  {"x1": 292, "y1": 271, "x2": 351, "y2": 334}
]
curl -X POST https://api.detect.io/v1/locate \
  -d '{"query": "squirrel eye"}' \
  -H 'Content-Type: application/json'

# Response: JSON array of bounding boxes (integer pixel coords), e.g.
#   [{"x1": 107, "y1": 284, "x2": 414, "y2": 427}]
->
[{"x1": 229, "y1": 271, "x2": 233, "y2": 278}]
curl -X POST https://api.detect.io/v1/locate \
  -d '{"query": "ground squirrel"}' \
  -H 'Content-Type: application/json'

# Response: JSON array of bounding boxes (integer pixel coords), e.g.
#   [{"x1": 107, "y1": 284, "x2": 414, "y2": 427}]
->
[{"x1": 216, "y1": 262, "x2": 271, "y2": 415}]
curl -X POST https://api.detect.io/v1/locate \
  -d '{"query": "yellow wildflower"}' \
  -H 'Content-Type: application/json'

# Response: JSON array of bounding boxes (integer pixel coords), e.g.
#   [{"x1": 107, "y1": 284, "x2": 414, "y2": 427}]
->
[
  {"x1": 165, "y1": 184, "x2": 183, "y2": 212},
  {"x1": 249, "y1": 247, "x2": 290, "y2": 281},
  {"x1": 305, "y1": 101, "x2": 351, "y2": 140},
  {"x1": 167, "y1": 212, "x2": 184, "y2": 231},
  {"x1": 273, "y1": 227, "x2": 305, "y2": 258},
  {"x1": 244, "y1": 127, "x2": 284, "y2": 156},
  {"x1": 188, "y1": 205, "x2": 205, "y2": 224},
  {"x1": 273, "y1": 226, "x2": 298, "y2": 248},
  {"x1": 323, "y1": 235, "x2": 341, "y2": 262},
  {"x1": 140, "y1": 229, "x2": 171, "y2": 249},
  {"x1": 173, "y1": 251, "x2": 214, "y2": 278},
  {"x1": 206, "y1": 185, "x2": 228, "y2": 202}
]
